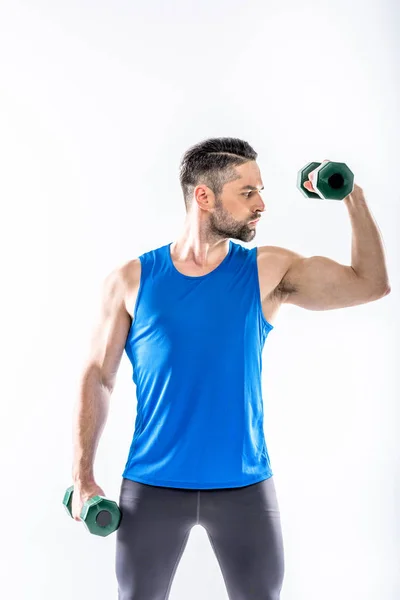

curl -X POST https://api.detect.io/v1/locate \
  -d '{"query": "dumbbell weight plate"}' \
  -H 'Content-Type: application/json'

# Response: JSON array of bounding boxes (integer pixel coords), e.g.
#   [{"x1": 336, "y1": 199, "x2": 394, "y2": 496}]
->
[
  {"x1": 297, "y1": 161, "x2": 355, "y2": 201},
  {"x1": 62, "y1": 486, "x2": 122, "y2": 537},
  {"x1": 297, "y1": 161, "x2": 322, "y2": 199},
  {"x1": 63, "y1": 486, "x2": 75, "y2": 518},
  {"x1": 81, "y1": 495, "x2": 122, "y2": 537}
]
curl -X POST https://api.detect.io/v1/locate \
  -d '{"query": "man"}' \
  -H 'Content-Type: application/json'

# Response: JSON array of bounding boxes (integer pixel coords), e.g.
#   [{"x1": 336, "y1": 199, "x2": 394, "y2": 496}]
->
[{"x1": 71, "y1": 137, "x2": 390, "y2": 599}]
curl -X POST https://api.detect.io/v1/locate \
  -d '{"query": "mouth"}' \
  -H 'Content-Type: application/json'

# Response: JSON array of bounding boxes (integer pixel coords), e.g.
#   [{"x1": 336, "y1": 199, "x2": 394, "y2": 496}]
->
[{"x1": 248, "y1": 219, "x2": 260, "y2": 224}]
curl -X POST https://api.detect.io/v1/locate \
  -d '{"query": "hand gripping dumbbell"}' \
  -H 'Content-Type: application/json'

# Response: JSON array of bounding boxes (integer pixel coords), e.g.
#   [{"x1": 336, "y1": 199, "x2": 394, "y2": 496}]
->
[
  {"x1": 62, "y1": 486, "x2": 122, "y2": 537},
  {"x1": 297, "y1": 161, "x2": 354, "y2": 201}
]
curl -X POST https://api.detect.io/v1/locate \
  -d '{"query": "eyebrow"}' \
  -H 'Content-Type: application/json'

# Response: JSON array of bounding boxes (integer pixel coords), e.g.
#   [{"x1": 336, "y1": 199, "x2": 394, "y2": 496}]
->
[{"x1": 240, "y1": 185, "x2": 264, "y2": 191}]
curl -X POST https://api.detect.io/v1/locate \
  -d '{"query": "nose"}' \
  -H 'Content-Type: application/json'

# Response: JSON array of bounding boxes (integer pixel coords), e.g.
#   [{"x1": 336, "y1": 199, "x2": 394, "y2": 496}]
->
[{"x1": 252, "y1": 195, "x2": 266, "y2": 216}]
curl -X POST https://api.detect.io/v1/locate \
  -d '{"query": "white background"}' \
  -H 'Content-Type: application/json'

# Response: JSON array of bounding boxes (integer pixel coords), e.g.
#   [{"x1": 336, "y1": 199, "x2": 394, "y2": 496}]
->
[{"x1": 0, "y1": 1, "x2": 399, "y2": 598}]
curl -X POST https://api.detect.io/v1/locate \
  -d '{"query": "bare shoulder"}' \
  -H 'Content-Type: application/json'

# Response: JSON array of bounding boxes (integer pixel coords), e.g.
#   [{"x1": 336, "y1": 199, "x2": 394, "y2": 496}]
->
[
  {"x1": 258, "y1": 244, "x2": 303, "y2": 261},
  {"x1": 119, "y1": 257, "x2": 141, "y2": 283},
  {"x1": 257, "y1": 245, "x2": 305, "y2": 302},
  {"x1": 117, "y1": 258, "x2": 142, "y2": 319}
]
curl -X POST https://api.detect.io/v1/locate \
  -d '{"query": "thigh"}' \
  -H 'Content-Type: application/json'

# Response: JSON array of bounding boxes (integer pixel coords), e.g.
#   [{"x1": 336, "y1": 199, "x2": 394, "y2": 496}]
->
[
  {"x1": 115, "y1": 479, "x2": 197, "y2": 600},
  {"x1": 200, "y1": 477, "x2": 285, "y2": 600}
]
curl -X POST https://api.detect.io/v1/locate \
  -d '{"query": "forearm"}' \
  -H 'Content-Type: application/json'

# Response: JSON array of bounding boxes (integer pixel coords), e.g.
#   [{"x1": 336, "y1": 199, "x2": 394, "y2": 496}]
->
[
  {"x1": 344, "y1": 186, "x2": 390, "y2": 291},
  {"x1": 72, "y1": 366, "x2": 111, "y2": 485}
]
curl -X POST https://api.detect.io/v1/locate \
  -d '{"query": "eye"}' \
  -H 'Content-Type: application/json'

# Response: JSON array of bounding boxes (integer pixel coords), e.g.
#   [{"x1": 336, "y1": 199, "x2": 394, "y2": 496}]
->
[{"x1": 244, "y1": 192, "x2": 252, "y2": 198}]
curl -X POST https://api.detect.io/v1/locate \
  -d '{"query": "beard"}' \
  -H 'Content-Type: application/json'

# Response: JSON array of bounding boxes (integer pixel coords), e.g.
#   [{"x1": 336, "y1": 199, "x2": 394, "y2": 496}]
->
[{"x1": 208, "y1": 202, "x2": 257, "y2": 243}]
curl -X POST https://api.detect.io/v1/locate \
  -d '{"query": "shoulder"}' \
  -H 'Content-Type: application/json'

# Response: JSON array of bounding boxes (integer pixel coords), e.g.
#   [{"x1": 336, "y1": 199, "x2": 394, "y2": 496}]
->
[
  {"x1": 121, "y1": 257, "x2": 141, "y2": 281},
  {"x1": 257, "y1": 245, "x2": 304, "y2": 272},
  {"x1": 116, "y1": 259, "x2": 142, "y2": 303},
  {"x1": 100, "y1": 259, "x2": 141, "y2": 309},
  {"x1": 257, "y1": 245, "x2": 303, "y2": 261},
  {"x1": 103, "y1": 258, "x2": 140, "y2": 286},
  {"x1": 99, "y1": 259, "x2": 141, "y2": 320},
  {"x1": 257, "y1": 245, "x2": 305, "y2": 299}
]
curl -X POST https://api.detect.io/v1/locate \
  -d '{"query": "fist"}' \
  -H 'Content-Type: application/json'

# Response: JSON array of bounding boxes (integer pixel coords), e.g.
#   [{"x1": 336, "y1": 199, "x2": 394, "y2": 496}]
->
[{"x1": 71, "y1": 481, "x2": 106, "y2": 522}]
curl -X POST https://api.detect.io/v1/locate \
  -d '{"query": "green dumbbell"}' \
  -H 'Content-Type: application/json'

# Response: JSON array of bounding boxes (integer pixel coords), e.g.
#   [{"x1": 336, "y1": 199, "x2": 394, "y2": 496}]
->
[
  {"x1": 297, "y1": 161, "x2": 354, "y2": 200},
  {"x1": 63, "y1": 485, "x2": 122, "y2": 537}
]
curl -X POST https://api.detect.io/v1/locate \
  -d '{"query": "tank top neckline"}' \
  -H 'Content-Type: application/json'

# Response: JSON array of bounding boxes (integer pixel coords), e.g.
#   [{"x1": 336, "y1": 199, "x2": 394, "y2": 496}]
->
[{"x1": 166, "y1": 240, "x2": 233, "y2": 280}]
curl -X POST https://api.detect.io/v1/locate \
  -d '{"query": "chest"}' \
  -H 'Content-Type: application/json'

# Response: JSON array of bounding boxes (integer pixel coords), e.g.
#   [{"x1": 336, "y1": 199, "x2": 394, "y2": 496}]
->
[{"x1": 125, "y1": 247, "x2": 285, "y2": 326}]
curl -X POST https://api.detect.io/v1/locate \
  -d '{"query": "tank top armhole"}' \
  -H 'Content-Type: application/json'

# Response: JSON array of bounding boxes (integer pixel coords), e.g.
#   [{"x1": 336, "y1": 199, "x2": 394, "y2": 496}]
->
[
  {"x1": 253, "y1": 248, "x2": 274, "y2": 332},
  {"x1": 132, "y1": 254, "x2": 146, "y2": 323}
]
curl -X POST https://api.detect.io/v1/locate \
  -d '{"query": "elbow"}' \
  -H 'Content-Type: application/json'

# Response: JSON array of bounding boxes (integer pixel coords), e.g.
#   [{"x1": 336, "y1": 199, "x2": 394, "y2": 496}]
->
[
  {"x1": 380, "y1": 281, "x2": 391, "y2": 296},
  {"x1": 372, "y1": 284, "x2": 391, "y2": 299},
  {"x1": 360, "y1": 275, "x2": 391, "y2": 299}
]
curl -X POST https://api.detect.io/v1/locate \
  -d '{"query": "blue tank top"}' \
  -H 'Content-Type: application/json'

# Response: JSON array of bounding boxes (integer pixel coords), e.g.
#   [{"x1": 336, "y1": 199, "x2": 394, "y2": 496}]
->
[{"x1": 122, "y1": 240, "x2": 275, "y2": 489}]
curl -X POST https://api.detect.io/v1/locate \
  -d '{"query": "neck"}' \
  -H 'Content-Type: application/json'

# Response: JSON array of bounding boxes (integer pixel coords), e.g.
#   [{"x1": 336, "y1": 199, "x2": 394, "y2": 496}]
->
[{"x1": 171, "y1": 223, "x2": 230, "y2": 267}]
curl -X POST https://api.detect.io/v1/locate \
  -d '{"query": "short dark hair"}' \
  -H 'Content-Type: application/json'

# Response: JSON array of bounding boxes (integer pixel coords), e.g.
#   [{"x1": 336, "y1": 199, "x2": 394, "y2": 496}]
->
[{"x1": 179, "y1": 137, "x2": 258, "y2": 212}]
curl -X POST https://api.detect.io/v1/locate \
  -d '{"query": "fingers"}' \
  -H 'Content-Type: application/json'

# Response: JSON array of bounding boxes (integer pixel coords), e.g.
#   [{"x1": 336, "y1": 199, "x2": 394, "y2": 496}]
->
[{"x1": 306, "y1": 159, "x2": 330, "y2": 191}]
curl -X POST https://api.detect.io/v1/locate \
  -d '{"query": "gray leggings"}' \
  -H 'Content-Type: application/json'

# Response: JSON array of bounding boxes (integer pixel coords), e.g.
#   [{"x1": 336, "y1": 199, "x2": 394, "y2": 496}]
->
[{"x1": 115, "y1": 476, "x2": 285, "y2": 599}]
